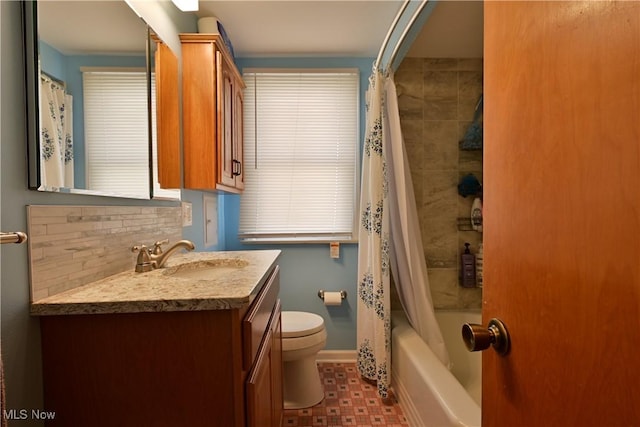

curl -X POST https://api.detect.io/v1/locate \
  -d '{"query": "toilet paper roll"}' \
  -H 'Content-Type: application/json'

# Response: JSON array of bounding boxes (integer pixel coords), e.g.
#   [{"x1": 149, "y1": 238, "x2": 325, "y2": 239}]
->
[
  {"x1": 198, "y1": 17, "x2": 220, "y2": 34},
  {"x1": 323, "y1": 291, "x2": 343, "y2": 306}
]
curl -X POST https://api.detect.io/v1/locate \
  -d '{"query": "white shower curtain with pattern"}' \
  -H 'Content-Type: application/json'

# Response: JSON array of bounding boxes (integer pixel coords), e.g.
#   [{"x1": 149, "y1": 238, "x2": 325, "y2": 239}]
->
[
  {"x1": 357, "y1": 69, "x2": 449, "y2": 400},
  {"x1": 39, "y1": 75, "x2": 74, "y2": 190},
  {"x1": 357, "y1": 69, "x2": 391, "y2": 399}
]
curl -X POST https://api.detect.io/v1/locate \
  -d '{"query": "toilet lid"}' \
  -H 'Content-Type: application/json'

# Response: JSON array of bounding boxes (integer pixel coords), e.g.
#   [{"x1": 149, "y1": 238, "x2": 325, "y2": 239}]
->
[{"x1": 281, "y1": 311, "x2": 325, "y2": 338}]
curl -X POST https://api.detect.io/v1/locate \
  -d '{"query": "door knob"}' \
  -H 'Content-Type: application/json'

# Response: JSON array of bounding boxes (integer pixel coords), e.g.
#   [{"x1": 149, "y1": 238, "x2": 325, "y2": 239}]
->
[{"x1": 462, "y1": 318, "x2": 510, "y2": 355}]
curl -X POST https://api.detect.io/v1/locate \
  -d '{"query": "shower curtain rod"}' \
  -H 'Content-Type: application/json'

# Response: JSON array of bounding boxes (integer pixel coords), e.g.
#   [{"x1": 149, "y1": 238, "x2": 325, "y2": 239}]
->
[
  {"x1": 375, "y1": 0, "x2": 431, "y2": 72},
  {"x1": 387, "y1": 0, "x2": 431, "y2": 69},
  {"x1": 41, "y1": 71, "x2": 66, "y2": 88},
  {"x1": 374, "y1": 0, "x2": 410, "y2": 71}
]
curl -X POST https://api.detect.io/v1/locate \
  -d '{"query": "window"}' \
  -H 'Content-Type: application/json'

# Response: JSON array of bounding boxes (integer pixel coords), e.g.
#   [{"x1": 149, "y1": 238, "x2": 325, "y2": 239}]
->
[
  {"x1": 82, "y1": 68, "x2": 179, "y2": 199},
  {"x1": 239, "y1": 69, "x2": 359, "y2": 243}
]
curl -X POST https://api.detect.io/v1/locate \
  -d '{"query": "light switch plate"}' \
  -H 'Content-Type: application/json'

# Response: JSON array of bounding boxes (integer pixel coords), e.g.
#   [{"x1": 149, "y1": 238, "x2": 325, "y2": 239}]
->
[
  {"x1": 182, "y1": 202, "x2": 193, "y2": 226},
  {"x1": 203, "y1": 195, "x2": 218, "y2": 247}
]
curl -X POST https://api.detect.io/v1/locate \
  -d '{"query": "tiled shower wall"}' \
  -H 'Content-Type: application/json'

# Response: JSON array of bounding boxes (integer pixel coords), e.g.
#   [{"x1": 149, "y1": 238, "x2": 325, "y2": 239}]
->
[
  {"x1": 395, "y1": 58, "x2": 483, "y2": 310},
  {"x1": 27, "y1": 205, "x2": 182, "y2": 302}
]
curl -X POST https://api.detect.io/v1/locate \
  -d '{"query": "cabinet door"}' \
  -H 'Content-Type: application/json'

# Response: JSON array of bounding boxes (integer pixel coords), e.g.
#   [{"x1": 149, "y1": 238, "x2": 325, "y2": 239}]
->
[
  {"x1": 154, "y1": 41, "x2": 180, "y2": 189},
  {"x1": 232, "y1": 76, "x2": 245, "y2": 190},
  {"x1": 271, "y1": 303, "x2": 283, "y2": 427},
  {"x1": 217, "y1": 51, "x2": 236, "y2": 189},
  {"x1": 182, "y1": 40, "x2": 218, "y2": 189},
  {"x1": 246, "y1": 327, "x2": 273, "y2": 427}
]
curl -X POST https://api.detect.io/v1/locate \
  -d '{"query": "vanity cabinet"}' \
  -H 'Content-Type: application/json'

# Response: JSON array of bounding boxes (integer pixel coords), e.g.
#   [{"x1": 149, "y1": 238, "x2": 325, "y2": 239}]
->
[
  {"x1": 180, "y1": 34, "x2": 245, "y2": 193},
  {"x1": 39, "y1": 265, "x2": 283, "y2": 427}
]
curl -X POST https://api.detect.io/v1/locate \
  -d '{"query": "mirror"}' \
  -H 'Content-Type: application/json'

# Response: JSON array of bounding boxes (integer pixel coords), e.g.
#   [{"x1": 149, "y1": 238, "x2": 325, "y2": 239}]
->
[{"x1": 23, "y1": 0, "x2": 179, "y2": 200}]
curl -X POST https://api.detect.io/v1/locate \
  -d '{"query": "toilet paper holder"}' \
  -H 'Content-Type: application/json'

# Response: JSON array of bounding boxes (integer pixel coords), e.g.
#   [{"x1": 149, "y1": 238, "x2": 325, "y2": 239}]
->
[{"x1": 317, "y1": 290, "x2": 347, "y2": 300}]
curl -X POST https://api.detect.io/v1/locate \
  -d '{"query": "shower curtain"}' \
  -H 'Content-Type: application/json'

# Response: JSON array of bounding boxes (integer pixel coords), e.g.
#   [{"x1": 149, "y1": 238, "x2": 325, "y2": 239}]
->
[
  {"x1": 39, "y1": 75, "x2": 74, "y2": 190},
  {"x1": 357, "y1": 68, "x2": 449, "y2": 399},
  {"x1": 357, "y1": 69, "x2": 392, "y2": 399}
]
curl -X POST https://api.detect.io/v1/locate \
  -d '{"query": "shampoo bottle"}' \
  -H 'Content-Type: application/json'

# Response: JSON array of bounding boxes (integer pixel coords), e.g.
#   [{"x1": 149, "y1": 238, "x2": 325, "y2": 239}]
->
[
  {"x1": 475, "y1": 243, "x2": 484, "y2": 288},
  {"x1": 460, "y1": 242, "x2": 476, "y2": 288},
  {"x1": 471, "y1": 197, "x2": 483, "y2": 232}
]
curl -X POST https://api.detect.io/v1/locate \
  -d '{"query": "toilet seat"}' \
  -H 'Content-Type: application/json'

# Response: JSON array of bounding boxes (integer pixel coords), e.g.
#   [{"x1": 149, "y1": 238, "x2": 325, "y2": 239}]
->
[{"x1": 281, "y1": 311, "x2": 325, "y2": 338}]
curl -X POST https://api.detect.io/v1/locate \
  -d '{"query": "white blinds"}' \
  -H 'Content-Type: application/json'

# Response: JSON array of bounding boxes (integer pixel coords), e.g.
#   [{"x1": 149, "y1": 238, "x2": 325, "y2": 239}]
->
[
  {"x1": 239, "y1": 70, "x2": 359, "y2": 242},
  {"x1": 82, "y1": 70, "x2": 149, "y2": 198}
]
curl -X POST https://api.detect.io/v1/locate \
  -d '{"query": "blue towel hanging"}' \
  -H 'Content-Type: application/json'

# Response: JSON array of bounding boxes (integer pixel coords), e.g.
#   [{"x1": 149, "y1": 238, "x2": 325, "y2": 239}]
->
[
  {"x1": 457, "y1": 173, "x2": 482, "y2": 198},
  {"x1": 459, "y1": 95, "x2": 483, "y2": 151}
]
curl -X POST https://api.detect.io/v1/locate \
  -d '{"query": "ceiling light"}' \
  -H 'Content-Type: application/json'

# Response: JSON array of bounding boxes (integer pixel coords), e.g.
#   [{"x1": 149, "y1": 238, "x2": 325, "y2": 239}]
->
[{"x1": 171, "y1": 0, "x2": 198, "y2": 12}]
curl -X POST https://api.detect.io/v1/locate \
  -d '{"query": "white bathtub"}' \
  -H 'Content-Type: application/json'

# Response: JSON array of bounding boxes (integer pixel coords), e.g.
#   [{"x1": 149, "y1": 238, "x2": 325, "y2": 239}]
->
[{"x1": 391, "y1": 310, "x2": 481, "y2": 427}]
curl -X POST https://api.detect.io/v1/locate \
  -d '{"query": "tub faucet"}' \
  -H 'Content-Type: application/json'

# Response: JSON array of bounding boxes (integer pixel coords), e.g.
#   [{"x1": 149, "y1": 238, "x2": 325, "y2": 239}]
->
[
  {"x1": 149, "y1": 239, "x2": 195, "y2": 269},
  {"x1": 132, "y1": 239, "x2": 195, "y2": 272}
]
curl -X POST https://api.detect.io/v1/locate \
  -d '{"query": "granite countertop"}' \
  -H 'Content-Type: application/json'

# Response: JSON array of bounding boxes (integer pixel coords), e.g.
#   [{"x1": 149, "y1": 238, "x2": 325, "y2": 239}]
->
[{"x1": 30, "y1": 250, "x2": 281, "y2": 316}]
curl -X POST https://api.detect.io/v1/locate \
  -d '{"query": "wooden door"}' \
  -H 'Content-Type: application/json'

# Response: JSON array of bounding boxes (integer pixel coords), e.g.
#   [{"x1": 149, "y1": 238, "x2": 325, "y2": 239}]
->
[{"x1": 483, "y1": 2, "x2": 640, "y2": 426}]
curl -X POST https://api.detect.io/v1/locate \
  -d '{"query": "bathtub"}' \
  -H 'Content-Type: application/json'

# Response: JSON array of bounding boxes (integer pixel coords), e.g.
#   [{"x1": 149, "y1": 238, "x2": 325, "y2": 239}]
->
[{"x1": 391, "y1": 310, "x2": 481, "y2": 427}]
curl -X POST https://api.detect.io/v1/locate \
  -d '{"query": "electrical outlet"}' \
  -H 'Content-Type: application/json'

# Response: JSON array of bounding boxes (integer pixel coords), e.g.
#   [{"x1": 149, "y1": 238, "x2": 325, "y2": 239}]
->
[
  {"x1": 330, "y1": 242, "x2": 340, "y2": 259},
  {"x1": 182, "y1": 202, "x2": 193, "y2": 227}
]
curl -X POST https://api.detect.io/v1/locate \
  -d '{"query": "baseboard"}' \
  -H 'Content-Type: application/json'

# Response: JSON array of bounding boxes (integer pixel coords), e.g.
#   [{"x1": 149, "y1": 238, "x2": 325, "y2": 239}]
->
[{"x1": 317, "y1": 349, "x2": 357, "y2": 363}]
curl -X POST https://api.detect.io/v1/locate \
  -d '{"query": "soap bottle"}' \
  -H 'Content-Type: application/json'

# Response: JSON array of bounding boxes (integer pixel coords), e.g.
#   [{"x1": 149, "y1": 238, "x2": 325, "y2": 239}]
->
[
  {"x1": 460, "y1": 242, "x2": 476, "y2": 288},
  {"x1": 475, "y1": 243, "x2": 484, "y2": 288},
  {"x1": 471, "y1": 197, "x2": 483, "y2": 232}
]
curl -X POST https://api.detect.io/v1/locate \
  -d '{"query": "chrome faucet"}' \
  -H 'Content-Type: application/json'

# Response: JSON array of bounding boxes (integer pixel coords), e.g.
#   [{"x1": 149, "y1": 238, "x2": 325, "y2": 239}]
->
[{"x1": 132, "y1": 239, "x2": 195, "y2": 272}]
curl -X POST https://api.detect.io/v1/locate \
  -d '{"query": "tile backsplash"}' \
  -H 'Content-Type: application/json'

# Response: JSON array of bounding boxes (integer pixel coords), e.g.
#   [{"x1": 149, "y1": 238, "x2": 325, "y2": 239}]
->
[{"x1": 27, "y1": 205, "x2": 182, "y2": 302}]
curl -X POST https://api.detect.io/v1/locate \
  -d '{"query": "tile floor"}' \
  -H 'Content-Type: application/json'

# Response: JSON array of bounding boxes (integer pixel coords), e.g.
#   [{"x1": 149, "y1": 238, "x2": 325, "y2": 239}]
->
[{"x1": 282, "y1": 362, "x2": 409, "y2": 427}]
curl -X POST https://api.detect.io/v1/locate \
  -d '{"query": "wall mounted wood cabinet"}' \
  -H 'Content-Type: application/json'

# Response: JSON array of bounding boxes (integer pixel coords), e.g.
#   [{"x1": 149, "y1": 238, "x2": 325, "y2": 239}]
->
[
  {"x1": 154, "y1": 40, "x2": 181, "y2": 189},
  {"x1": 180, "y1": 34, "x2": 245, "y2": 193}
]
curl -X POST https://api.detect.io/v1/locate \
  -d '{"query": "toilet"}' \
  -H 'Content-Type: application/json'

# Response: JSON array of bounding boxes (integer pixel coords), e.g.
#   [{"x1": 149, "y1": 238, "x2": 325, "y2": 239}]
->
[{"x1": 281, "y1": 311, "x2": 327, "y2": 409}]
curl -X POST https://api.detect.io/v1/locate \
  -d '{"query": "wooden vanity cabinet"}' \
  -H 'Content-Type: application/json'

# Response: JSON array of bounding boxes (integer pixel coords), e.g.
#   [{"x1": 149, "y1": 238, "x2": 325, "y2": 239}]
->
[
  {"x1": 39, "y1": 265, "x2": 283, "y2": 427},
  {"x1": 180, "y1": 34, "x2": 245, "y2": 193}
]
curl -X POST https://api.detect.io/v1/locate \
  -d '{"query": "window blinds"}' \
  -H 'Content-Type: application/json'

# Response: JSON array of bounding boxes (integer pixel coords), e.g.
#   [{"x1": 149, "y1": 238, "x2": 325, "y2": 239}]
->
[
  {"x1": 82, "y1": 69, "x2": 179, "y2": 200},
  {"x1": 82, "y1": 70, "x2": 150, "y2": 198},
  {"x1": 239, "y1": 70, "x2": 359, "y2": 242}
]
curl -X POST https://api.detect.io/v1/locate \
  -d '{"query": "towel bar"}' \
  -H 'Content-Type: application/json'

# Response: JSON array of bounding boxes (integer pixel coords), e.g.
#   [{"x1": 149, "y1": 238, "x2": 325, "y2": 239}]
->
[{"x1": 0, "y1": 232, "x2": 28, "y2": 244}]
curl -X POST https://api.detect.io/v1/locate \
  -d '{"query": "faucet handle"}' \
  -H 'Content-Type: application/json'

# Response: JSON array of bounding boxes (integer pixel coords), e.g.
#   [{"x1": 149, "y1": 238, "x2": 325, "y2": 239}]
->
[
  {"x1": 152, "y1": 239, "x2": 169, "y2": 255},
  {"x1": 131, "y1": 245, "x2": 153, "y2": 272}
]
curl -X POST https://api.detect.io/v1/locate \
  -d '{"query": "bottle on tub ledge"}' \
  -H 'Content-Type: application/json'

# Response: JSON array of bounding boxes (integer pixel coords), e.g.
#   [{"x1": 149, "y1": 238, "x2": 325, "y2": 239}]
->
[
  {"x1": 471, "y1": 196, "x2": 483, "y2": 232},
  {"x1": 460, "y1": 242, "x2": 476, "y2": 288},
  {"x1": 475, "y1": 243, "x2": 483, "y2": 288}
]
